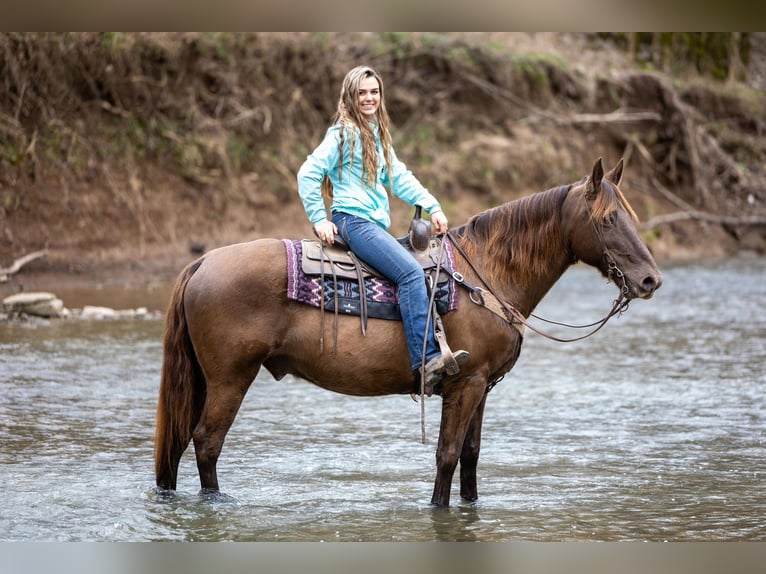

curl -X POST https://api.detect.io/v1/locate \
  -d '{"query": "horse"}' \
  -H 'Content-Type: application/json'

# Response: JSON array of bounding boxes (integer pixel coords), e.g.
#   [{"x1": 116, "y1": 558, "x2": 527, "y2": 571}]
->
[{"x1": 154, "y1": 157, "x2": 663, "y2": 507}]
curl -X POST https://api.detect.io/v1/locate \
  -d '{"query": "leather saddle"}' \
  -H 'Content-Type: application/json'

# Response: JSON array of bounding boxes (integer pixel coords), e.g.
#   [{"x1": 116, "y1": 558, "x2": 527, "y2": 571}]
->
[
  {"x1": 300, "y1": 207, "x2": 451, "y2": 285},
  {"x1": 300, "y1": 235, "x2": 451, "y2": 284},
  {"x1": 299, "y1": 207, "x2": 454, "y2": 350}
]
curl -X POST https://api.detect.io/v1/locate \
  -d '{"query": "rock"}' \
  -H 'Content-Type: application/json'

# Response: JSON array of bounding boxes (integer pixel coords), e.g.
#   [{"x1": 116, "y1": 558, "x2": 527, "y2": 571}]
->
[
  {"x1": 2, "y1": 291, "x2": 65, "y2": 318},
  {"x1": 1, "y1": 293, "x2": 159, "y2": 321},
  {"x1": 81, "y1": 305, "x2": 118, "y2": 319}
]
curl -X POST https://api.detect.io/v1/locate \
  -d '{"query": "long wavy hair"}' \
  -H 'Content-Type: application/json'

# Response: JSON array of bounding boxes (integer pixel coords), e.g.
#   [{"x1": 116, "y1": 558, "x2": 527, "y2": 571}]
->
[{"x1": 321, "y1": 65, "x2": 393, "y2": 201}]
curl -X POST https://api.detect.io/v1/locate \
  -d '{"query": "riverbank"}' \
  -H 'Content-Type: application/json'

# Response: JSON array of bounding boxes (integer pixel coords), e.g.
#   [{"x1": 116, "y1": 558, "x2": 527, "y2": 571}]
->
[
  {"x1": 4, "y1": 35, "x2": 766, "y2": 241},
  {"x1": 2, "y1": 33, "x2": 764, "y2": 309}
]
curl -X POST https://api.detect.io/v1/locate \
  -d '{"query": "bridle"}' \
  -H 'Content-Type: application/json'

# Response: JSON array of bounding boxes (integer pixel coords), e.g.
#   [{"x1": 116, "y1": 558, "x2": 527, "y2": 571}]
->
[{"x1": 444, "y1": 187, "x2": 632, "y2": 344}]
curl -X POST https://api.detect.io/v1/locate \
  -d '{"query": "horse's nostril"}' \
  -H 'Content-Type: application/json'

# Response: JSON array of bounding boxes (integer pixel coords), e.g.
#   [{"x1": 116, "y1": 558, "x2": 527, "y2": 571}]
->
[{"x1": 642, "y1": 274, "x2": 662, "y2": 293}]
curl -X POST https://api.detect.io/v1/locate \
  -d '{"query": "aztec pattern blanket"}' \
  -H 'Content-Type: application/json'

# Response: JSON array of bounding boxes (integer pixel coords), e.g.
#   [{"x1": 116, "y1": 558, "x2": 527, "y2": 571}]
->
[{"x1": 282, "y1": 239, "x2": 459, "y2": 321}]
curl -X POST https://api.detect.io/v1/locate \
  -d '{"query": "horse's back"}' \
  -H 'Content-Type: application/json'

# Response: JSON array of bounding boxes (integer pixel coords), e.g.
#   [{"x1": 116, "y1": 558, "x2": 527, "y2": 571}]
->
[{"x1": 191, "y1": 238, "x2": 287, "y2": 290}]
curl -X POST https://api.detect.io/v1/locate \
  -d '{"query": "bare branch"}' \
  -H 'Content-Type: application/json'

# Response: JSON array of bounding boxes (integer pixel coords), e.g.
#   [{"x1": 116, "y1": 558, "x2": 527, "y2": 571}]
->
[
  {"x1": 563, "y1": 109, "x2": 662, "y2": 125},
  {"x1": 643, "y1": 211, "x2": 766, "y2": 230},
  {"x1": 0, "y1": 249, "x2": 48, "y2": 282},
  {"x1": 641, "y1": 177, "x2": 766, "y2": 230}
]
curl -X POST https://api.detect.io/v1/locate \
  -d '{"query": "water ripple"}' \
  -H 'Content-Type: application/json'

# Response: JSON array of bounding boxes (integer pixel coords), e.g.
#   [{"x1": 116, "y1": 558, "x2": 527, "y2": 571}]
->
[{"x1": 1, "y1": 258, "x2": 764, "y2": 541}]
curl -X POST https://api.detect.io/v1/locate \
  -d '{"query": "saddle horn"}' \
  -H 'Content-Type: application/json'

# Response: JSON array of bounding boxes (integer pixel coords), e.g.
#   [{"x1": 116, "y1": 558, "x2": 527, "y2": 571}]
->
[{"x1": 409, "y1": 205, "x2": 431, "y2": 251}]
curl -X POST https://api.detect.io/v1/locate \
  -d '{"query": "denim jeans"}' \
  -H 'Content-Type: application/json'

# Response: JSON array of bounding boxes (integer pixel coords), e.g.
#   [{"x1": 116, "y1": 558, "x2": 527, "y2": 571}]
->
[{"x1": 332, "y1": 211, "x2": 440, "y2": 370}]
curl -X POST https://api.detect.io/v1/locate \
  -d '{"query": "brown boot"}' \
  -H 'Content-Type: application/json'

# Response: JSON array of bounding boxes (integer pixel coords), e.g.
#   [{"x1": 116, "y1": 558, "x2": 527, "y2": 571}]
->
[{"x1": 421, "y1": 350, "x2": 470, "y2": 393}]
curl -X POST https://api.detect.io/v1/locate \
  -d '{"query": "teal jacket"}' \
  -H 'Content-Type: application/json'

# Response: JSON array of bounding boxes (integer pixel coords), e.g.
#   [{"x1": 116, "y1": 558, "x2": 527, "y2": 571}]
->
[{"x1": 297, "y1": 124, "x2": 442, "y2": 230}]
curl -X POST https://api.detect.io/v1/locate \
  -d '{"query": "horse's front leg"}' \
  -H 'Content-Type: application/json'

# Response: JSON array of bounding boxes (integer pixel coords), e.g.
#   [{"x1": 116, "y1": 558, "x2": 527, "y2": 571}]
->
[
  {"x1": 431, "y1": 375, "x2": 488, "y2": 507},
  {"x1": 459, "y1": 393, "x2": 487, "y2": 502}
]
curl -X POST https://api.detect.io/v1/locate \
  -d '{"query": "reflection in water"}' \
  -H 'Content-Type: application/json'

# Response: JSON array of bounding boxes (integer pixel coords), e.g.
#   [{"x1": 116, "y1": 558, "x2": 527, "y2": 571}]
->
[
  {"x1": 430, "y1": 506, "x2": 481, "y2": 542},
  {"x1": 1, "y1": 257, "x2": 764, "y2": 541}
]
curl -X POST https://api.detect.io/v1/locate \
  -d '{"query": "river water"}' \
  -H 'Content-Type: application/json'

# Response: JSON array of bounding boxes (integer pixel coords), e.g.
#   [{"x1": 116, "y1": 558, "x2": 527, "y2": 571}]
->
[{"x1": 1, "y1": 257, "x2": 764, "y2": 542}]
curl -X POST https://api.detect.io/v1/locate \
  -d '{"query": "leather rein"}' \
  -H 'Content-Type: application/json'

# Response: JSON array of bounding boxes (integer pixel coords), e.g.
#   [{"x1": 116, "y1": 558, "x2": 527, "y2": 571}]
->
[{"x1": 444, "y1": 195, "x2": 631, "y2": 344}]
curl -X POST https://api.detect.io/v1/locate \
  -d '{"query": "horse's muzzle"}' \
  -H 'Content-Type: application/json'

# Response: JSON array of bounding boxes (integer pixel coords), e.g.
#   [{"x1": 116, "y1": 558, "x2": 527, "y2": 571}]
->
[{"x1": 634, "y1": 271, "x2": 663, "y2": 299}]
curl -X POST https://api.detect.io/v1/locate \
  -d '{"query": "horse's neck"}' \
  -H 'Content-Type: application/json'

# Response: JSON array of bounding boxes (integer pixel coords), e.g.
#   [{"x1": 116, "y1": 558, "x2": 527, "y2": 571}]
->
[
  {"x1": 479, "y1": 191, "x2": 575, "y2": 316},
  {"x1": 515, "y1": 257, "x2": 572, "y2": 317},
  {"x1": 500, "y1": 246, "x2": 572, "y2": 317}
]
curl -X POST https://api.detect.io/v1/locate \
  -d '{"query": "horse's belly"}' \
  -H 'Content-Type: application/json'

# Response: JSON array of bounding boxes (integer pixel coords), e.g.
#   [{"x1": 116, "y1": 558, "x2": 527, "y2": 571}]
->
[{"x1": 263, "y1": 345, "x2": 417, "y2": 397}]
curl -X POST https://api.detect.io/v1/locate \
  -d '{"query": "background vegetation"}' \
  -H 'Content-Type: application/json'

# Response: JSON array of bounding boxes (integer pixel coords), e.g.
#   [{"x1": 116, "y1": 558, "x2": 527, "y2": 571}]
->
[{"x1": 1, "y1": 32, "x2": 764, "y2": 279}]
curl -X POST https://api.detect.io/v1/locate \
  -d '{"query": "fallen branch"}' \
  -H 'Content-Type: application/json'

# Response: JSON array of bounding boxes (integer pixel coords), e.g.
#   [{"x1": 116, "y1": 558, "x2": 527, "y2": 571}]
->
[
  {"x1": 0, "y1": 249, "x2": 48, "y2": 282},
  {"x1": 649, "y1": 175, "x2": 701, "y2": 213},
  {"x1": 641, "y1": 176, "x2": 766, "y2": 230},
  {"x1": 460, "y1": 67, "x2": 661, "y2": 126},
  {"x1": 642, "y1": 211, "x2": 766, "y2": 230},
  {"x1": 563, "y1": 109, "x2": 661, "y2": 125}
]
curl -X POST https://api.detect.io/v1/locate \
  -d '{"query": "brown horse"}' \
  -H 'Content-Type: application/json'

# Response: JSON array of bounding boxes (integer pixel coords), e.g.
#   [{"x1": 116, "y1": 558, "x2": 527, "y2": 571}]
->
[{"x1": 154, "y1": 157, "x2": 662, "y2": 507}]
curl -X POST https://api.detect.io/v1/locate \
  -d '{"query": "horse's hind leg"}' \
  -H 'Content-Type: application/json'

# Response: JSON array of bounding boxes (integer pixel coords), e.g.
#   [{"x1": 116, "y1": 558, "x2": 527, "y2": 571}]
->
[
  {"x1": 192, "y1": 373, "x2": 254, "y2": 493},
  {"x1": 459, "y1": 394, "x2": 487, "y2": 502}
]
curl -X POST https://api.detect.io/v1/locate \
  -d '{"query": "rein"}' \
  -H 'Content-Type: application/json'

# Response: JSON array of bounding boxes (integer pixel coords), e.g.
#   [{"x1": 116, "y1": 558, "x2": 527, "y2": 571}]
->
[{"x1": 445, "y1": 205, "x2": 631, "y2": 344}]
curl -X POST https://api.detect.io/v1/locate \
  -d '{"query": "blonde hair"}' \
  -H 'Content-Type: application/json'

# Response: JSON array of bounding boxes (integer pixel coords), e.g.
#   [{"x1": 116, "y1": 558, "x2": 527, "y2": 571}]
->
[{"x1": 321, "y1": 65, "x2": 393, "y2": 201}]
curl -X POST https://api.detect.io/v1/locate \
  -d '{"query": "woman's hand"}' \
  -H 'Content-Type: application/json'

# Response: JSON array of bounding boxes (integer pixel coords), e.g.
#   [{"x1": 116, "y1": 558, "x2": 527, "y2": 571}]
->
[
  {"x1": 431, "y1": 210, "x2": 449, "y2": 235},
  {"x1": 314, "y1": 220, "x2": 338, "y2": 245}
]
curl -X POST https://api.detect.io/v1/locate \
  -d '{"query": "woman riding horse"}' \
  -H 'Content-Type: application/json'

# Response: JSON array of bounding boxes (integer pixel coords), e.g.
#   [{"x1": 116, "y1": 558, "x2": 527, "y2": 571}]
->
[
  {"x1": 297, "y1": 65, "x2": 469, "y2": 391},
  {"x1": 154, "y1": 157, "x2": 662, "y2": 506}
]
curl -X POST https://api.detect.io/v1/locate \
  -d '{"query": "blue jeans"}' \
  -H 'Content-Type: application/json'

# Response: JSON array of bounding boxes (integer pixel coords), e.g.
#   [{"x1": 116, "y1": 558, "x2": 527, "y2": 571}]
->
[{"x1": 332, "y1": 211, "x2": 440, "y2": 370}]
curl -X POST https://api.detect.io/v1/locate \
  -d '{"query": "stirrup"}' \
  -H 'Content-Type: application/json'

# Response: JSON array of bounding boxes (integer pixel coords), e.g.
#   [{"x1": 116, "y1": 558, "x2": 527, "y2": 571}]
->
[{"x1": 433, "y1": 314, "x2": 460, "y2": 374}]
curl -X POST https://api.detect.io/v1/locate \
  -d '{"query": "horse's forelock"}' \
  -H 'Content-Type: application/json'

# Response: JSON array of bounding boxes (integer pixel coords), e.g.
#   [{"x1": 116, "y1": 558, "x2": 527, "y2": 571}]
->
[{"x1": 590, "y1": 179, "x2": 638, "y2": 223}]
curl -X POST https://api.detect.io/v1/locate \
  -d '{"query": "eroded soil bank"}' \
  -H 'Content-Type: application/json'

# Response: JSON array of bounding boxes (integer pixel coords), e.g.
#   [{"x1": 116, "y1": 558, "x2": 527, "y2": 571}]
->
[{"x1": 2, "y1": 33, "x2": 765, "y2": 299}]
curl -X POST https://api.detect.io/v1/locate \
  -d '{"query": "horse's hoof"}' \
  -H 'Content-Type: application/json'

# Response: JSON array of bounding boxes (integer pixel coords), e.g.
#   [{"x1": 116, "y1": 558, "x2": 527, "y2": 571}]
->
[
  {"x1": 151, "y1": 486, "x2": 177, "y2": 501},
  {"x1": 199, "y1": 488, "x2": 234, "y2": 503}
]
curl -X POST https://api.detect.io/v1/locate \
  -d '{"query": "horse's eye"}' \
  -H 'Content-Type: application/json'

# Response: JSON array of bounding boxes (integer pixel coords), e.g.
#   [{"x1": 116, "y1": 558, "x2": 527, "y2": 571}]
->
[{"x1": 603, "y1": 212, "x2": 617, "y2": 227}]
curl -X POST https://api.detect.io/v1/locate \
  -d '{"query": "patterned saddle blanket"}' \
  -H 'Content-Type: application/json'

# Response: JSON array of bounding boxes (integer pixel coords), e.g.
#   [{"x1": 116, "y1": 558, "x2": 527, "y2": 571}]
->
[{"x1": 283, "y1": 239, "x2": 459, "y2": 321}]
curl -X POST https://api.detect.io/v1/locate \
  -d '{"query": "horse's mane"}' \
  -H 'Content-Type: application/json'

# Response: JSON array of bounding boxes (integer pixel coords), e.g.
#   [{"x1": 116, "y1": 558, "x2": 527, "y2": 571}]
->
[
  {"x1": 455, "y1": 184, "x2": 571, "y2": 288},
  {"x1": 454, "y1": 178, "x2": 638, "y2": 288}
]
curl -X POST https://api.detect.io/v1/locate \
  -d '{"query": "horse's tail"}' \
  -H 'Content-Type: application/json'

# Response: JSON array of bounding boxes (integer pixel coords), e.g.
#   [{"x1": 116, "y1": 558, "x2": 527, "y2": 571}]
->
[{"x1": 154, "y1": 258, "x2": 205, "y2": 490}]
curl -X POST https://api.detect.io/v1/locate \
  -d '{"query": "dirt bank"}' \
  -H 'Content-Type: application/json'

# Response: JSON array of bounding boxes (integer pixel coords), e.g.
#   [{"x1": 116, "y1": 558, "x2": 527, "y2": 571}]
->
[{"x1": 1, "y1": 33, "x2": 765, "y2": 298}]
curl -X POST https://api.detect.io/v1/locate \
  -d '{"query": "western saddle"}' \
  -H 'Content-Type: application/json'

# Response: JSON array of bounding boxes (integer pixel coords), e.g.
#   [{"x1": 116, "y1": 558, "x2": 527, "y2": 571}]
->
[{"x1": 300, "y1": 207, "x2": 457, "y2": 365}]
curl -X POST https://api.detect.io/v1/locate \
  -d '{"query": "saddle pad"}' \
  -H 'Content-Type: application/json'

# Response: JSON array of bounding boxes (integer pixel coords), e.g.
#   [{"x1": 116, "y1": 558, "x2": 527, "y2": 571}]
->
[{"x1": 283, "y1": 239, "x2": 459, "y2": 321}]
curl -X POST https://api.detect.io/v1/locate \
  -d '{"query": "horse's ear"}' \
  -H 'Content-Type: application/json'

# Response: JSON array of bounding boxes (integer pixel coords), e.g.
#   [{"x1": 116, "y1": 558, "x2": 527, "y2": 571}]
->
[
  {"x1": 587, "y1": 157, "x2": 604, "y2": 199},
  {"x1": 605, "y1": 158, "x2": 624, "y2": 186}
]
